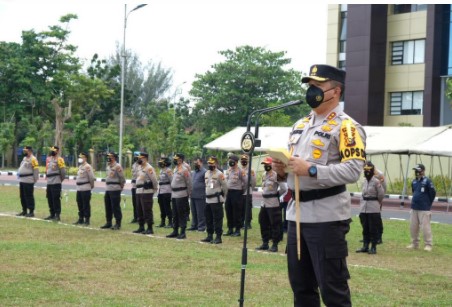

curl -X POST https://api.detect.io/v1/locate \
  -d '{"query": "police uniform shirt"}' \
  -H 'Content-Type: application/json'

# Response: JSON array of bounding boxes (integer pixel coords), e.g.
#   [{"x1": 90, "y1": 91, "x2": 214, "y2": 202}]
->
[
  {"x1": 46, "y1": 156, "x2": 66, "y2": 184},
  {"x1": 131, "y1": 162, "x2": 140, "y2": 189},
  {"x1": 205, "y1": 169, "x2": 228, "y2": 204},
  {"x1": 262, "y1": 170, "x2": 286, "y2": 208},
  {"x1": 241, "y1": 166, "x2": 256, "y2": 196},
  {"x1": 360, "y1": 176, "x2": 384, "y2": 213},
  {"x1": 105, "y1": 162, "x2": 125, "y2": 191},
  {"x1": 286, "y1": 104, "x2": 366, "y2": 223},
  {"x1": 136, "y1": 163, "x2": 158, "y2": 194},
  {"x1": 76, "y1": 162, "x2": 95, "y2": 191},
  {"x1": 18, "y1": 155, "x2": 39, "y2": 183},
  {"x1": 226, "y1": 167, "x2": 245, "y2": 191},
  {"x1": 158, "y1": 167, "x2": 173, "y2": 195},
  {"x1": 171, "y1": 165, "x2": 192, "y2": 198}
]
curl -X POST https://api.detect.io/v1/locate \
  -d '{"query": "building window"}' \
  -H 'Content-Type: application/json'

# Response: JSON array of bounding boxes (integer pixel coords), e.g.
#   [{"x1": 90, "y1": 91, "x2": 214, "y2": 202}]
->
[
  {"x1": 391, "y1": 40, "x2": 425, "y2": 65},
  {"x1": 390, "y1": 91, "x2": 423, "y2": 115},
  {"x1": 393, "y1": 4, "x2": 427, "y2": 14},
  {"x1": 338, "y1": 60, "x2": 346, "y2": 70},
  {"x1": 339, "y1": 10, "x2": 347, "y2": 53}
]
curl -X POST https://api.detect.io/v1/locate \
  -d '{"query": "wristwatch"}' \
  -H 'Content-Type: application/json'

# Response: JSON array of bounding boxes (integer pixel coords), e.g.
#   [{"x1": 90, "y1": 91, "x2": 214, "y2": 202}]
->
[{"x1": 308, "y1": 165, "x2": 317, "y2": 178}]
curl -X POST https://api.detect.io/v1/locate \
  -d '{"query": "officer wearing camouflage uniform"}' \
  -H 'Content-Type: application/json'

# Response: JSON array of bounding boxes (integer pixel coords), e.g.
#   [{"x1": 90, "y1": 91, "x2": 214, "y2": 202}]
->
[
  {"x1": 101, "y1": 152, "x2": 125, "y2": 230},
  {"x1": 273, "y1": 64, "x2": 366, "y2": 307},
  {"x1": 130, "y1": 154, "x2": 139, "y2": 223},
  {"x1": 45, "y1": 146, "x2": 66, "y2": 221},
  {"x1": 240, "y1": 154, "x2": 256, "y2": 229},
  {"x1": 133, "y1": 152, "x2": 158, "y2": 235},
  {"x1": 167, "y1": 153, "x2": 192, "y2": 239},
  {"x1": 201, "y1": 156, "x2": 228, "y2": 244},
  {"x1": 224, "y1": 154, "x2": 245, "y2": 237},
  {"x1": 356, "y1": 161, "x2": 384, "y2": 254},
  {"x1": 256, "y1": 157, "x2": 286, "y2": 252},
  {"x1": 17, "y1": 146, "x2": 39, "y2": 217},
  {"x1": 157, "y1": 157, "x2": 173, "y2": 228},
  {"x1": 74, "y1": 152, "x2": 95, "y2": 226}
]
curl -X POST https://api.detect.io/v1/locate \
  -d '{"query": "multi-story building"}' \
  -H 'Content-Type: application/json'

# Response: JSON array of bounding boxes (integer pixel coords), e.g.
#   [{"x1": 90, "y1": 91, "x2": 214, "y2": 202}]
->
[{"x1": 327, "y1": 4, "x2": 452, "y2": 127}]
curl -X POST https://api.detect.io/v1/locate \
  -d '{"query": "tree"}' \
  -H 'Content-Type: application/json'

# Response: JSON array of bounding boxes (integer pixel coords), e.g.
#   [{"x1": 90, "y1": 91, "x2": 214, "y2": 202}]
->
[{"x1": 190, "y1": 45, "x2": 308, "y2": 136}]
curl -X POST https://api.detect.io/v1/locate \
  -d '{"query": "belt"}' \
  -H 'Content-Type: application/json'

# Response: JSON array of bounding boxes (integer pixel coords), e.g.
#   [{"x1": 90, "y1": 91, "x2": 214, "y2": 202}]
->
[
  {"x1": 76, "y1": 181, "x2": 90, "y2": 186},
  {"x1": 291, "y1": 185, "x2": 346, "y2": 202},
  {"x1": 46, "y1": 173, "x2": 59, "y2": 177},
  {"x1": 136, "y1": 184, "x2": 144, "y2": 188},
  {"x1": 159, "y1": 182, "x2": 170, "y2": 185},
  {"x1": 172, "y1": 187, "x2": 187, "y2": 192},
  {"x1": 19, "y1": 173, "x2": 33, "y2": 177},
  {"x1": 363, "y1": 196, "x2": 378, "y2": 201},
  {"x1": 206, "y1": 194, "x2": 219, "y2": 198},
  {"x1": 106, "y1": 182, "x2": 120, "y2": 185},
  {"x1": 263, "y1": 193, "x2": 279, "y2": 199},
  {"x1": 131, "y1": 179, "x2": 136, "y2": 183}
]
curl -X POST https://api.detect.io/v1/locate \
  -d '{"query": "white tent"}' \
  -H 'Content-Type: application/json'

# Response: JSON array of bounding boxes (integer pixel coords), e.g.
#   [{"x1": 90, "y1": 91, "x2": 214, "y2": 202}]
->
[{"x1": 410, "y1": 126, "x2": 452, "y2": 157}]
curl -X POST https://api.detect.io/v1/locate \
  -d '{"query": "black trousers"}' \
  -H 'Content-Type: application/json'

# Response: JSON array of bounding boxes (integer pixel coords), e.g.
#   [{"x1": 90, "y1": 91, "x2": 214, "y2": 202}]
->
[
  {"x1": 131, "y1": 188, "x2": 137, "y2": 220},
  {"x1": 136, "y1": 193, "x2": 154, "y2": 225},
  {"x1": 241, "y1": 194, "x2": 253, "y2": 226},
  {"x1": 287, "y1": 220, "x2": 351, "y2": 307},
  {"x1": 225, "y1": 189, "x2": 243, "y2": 230},
  {"x1": 104, "y1": 190, "x2": 122, "y2": 223},
  {"x1": 158, "y1": 193, "x2": 172, "y2": 222},
  {"x1": 376, "y1": 214, "x2": 383, "y2": 240},
  {"x1": 172, "y1": 196, "x2": 188, "y2": 229},
  {"x1": 19, "y1": 182, "x2": 35, "y2": 212},
  {"x1": 205, "y1": 202, "x2": 224, "y2": 236},
  {"x1": 46, "y1": 184, "x2": 62, "y2": 216},
  {"x1": 359, "y1": 213, "x2": 381, "y2": 244},
  {"x1": 76, "y1": 190, "x2": 91, "y2": 218},
  {"x1": 258, "y1": 206, "x2": 282, "y2": 244}
]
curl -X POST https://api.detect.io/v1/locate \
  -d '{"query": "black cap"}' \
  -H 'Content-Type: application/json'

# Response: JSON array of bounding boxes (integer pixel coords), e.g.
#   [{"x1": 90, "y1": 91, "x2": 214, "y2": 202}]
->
[
  {"x1": 302, "y1": 64, "x2": 345, "y2": 84},
  {"x1": 138, "y1": 152, "x2": 148, "y2": 159},
  {"x1": 107, "y1": 152, "x2": 118, "y2": 160},
  {"x1": 174, "y1": 153, "x2": 185, "y2": 161},
  {"x1": 24, "y1": 146, "x2": 33, "y2": 151},
  {"x1": 207, "y1": 156, "x2": 218, "y2": 164},
  {"x1": 50, "y1": 146, "x2": 59, "y2": 152},
  {"x1": 229, "y1": 154, "x2": 239, "y2": 162},
  {"x1": 413, "y1": 164, "x2": 425, "y2": 171},
  {"x1": 79, "y1": 152, "x2": 88, "y2": 158}
]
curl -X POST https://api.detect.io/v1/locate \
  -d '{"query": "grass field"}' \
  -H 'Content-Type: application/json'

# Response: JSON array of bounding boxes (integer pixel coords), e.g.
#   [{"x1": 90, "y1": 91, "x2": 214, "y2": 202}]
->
[{"x1": 0, "y1": 186, "x2": 451, "y2": 306}]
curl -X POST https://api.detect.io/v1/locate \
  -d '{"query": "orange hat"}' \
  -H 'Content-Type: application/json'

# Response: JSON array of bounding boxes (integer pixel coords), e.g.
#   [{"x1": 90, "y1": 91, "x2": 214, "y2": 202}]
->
[{"x1": 261, "y1": 156, "x2": 273, "y2": 165}]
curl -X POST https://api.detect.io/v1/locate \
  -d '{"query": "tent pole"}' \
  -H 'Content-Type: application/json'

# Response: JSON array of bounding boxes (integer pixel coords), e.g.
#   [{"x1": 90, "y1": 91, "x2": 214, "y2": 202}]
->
[{"x1": 401, "y1": 154, "x2": 411, "y2": 208}]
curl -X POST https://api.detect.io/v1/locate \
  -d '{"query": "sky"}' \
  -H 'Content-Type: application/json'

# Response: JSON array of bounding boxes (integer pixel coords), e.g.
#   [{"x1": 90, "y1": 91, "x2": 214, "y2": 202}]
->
[{"x1": 0, "y1": 0, "x2": 329, "y2": 97}]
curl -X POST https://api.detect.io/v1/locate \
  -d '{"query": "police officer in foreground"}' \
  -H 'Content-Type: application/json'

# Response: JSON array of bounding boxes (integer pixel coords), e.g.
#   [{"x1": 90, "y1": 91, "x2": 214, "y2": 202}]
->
[
  {"x1": 202, "y1": 156, "x2": 228, "y2": 244},
  {"x1": 273, "y1": 64, "x2": 366, "y2": 306},
  {"x1": 240, "y1": 154, "x2": 256, "y2": 230},
  {"x1": 130, "y1": 153, "x2": 139, "y2": 223},
  {"x1": 133, "y1": 152, "x2": 158, "y2": 235},
  {"x1": 74, "y1": 152, "x2": 95, "y2": 226},
  {"x1": 101, "y1": 152, "x2": 125, "y2": 230},
  {"x1": 45, "y1": 146, "x2": 66, "y2": 221},
  {"x1": 167, "y1": 153, "x2": 192, "y2": 239},
  {"x1": 17, "y1": 146, "x2": 39, "y2": 217},
  {"x1": 256, "y1": 157, "x2": 286, "y2": 252},
  {"x1": 224, "y1": 154, "x2": 245, "y2": 237},
  {"x1": 157, "y1": 157, "x2": 173, "y2": 228},
  {"x1": 356, "y1": 161, "x2": 384, "y2": 254},
  {"x1": 189, "y1": 157, "x2": 207, "y2": 232}
]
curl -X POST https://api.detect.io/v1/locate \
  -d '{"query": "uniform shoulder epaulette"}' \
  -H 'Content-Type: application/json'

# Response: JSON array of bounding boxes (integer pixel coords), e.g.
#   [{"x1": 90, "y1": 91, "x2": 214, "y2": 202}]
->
[
  {"x1": 57, "y1": 157, "x2": 66, "y2": 168},
  {"x1": 31, "y1": 157, "x2": 39, "y2": 168}
]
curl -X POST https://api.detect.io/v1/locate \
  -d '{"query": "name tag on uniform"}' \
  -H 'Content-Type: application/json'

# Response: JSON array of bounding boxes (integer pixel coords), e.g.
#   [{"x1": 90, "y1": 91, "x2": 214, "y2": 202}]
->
[{"x1": 421, "y1": 187, "x2": 425, "y2": 193}]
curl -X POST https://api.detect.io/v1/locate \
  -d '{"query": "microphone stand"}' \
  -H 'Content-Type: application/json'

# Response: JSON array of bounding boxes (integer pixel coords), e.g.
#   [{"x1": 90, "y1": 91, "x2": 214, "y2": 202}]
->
[{"x1": 238, "y1": 100, "x2": 303, "y2": 306}]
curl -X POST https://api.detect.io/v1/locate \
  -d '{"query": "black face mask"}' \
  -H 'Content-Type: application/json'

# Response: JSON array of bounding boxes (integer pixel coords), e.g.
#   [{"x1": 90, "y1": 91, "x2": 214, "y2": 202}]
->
[
  {"x1": 194, "y1": 164, "x2": 200, "y2": 171},
  {"x1": 107, "y1": 157, "x2": 112, "y2": 163},
  {"x1": 241, "y1": 161, "x2": 247, "y2": 166},
  {"x1": 50, "y1": 151, "x2": 57, "y2": 156},
  {"x1": 364, "y1": 170, "x2": 373, "y2": 180},
  {"x1": 137, "y1": 160, "x2": 143, "y2": 165},
  {"x1": 158, "y1": 162, "x2": 164, "y2": 168},
  {"x1": 23, "y1": 150, "x2": 29, "y2": 156},
  {"x1": 415, "y1": 171, "x2": 421, "y2": 177},
  {"x1": 305, "y1": 85, "x2": 335, "y2": 108},
  {"x1": 173, "y1": 160, "x2": 178, "y2": 166},
  {"x1": 208, "y1": 165, "x2": 215, "y2": 171},
  {"x1": 264, "y1": 165, "x2": 272, "y2": 172},
  {"x1": 229, "y1": 161, "x2": 236, "y2": 167}
]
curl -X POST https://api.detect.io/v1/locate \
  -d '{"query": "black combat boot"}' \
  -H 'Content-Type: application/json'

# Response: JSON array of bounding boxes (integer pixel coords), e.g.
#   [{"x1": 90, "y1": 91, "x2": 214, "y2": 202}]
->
[
  {"x1": 356, "y1": 242, "x2": 369, "y2": 253},
  {"x1": 368, "y1": 243, "x2": 377, "y2": 255},
  {"x1": 212, "y1": 234, "x2": 222, "y2": 244},
  {"x1": 157, "y1": 221, "x2": 165, "y2": 228},
  {"x1": 201, "y1": 234, "x2": 213, "y2": 243},
  {"x1": 83, "y1": 217, "x2": 90, "y2": 226},
  {"x1": 256, "y1": 242, "x2": 269, "y2": 251},
  {"x1": 130, "y1": 218, "x2": 137, "y2": 224},
  {"x1": 44, "y1": 215, "x2": 55, "y2": 220},
  {"x1": 54, "y1": 214, "x2": 60, "y2": 222},
  {"x1": 231, "y1": 228, "x2": 241, "y2": 237},
  {"x1": 25, "y1": 210, "x2": 34, "y2": 217},
  {"x1": 166, "y1": 228, "x2": 179, "y2": 238},
  {"x1": 143, "y1": 223, "x2": 154, "y2": 235},
  {"x1": 16, "y1": 211, "x2": 26, "y2": 216},
  {"x1": 269, "y1": 242, "x2": 278, "y2": 252},
  {"x1": 224, "y1": 228, "x2": 233, "y2": 236},
  {"x1": 100, "y1": 222, "x2": 113, "y2": 229},
  {"x1": 177, "y1": 227, "x2": 186, "y2": 239},
  {"x1": 133, "y1": 224, "x2": 145, "y2": 234},
  {"x1": 73, "y1": 217, "x2": 84, "y2": 225},
  {"x1": 111, "y1": 220, "x2": 121, "y2": 230}
]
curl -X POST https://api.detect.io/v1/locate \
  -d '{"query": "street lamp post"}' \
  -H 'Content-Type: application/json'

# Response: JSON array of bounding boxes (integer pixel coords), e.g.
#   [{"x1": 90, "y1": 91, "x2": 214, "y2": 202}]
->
[{"x1": 119, "y1": 3, "x2": 147, "y2": 166}]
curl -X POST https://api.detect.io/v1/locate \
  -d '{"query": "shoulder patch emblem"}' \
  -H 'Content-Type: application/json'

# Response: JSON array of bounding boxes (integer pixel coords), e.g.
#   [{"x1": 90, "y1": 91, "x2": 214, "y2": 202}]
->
[{"x1": 339, "y1": 119, "x2": 366, "y2": 162}]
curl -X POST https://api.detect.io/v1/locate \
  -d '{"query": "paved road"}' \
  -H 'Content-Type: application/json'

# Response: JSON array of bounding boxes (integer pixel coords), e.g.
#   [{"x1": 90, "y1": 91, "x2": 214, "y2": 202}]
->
[{"x1": 2, "y1": 175, "x2": 451, "y2": 224}]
